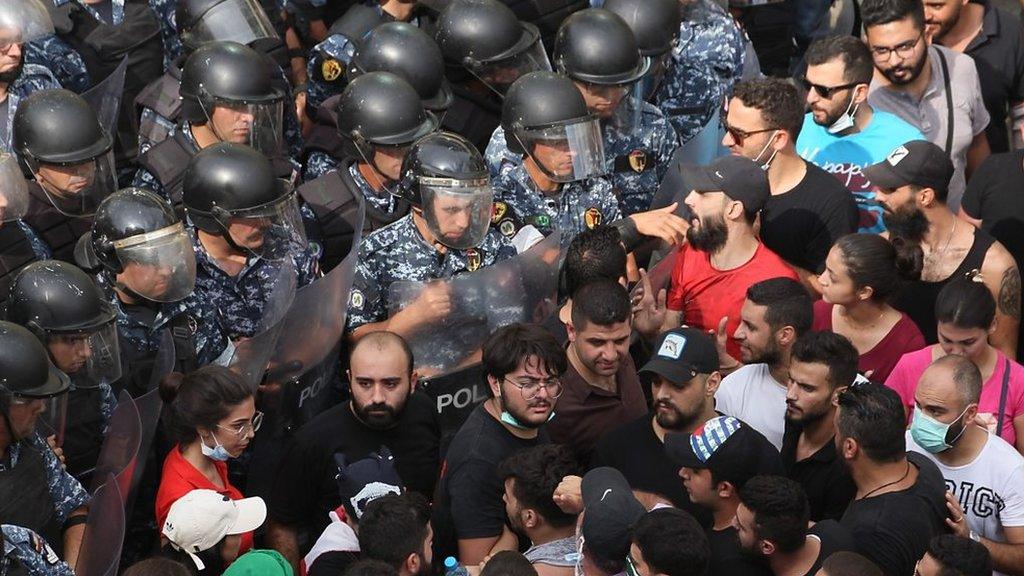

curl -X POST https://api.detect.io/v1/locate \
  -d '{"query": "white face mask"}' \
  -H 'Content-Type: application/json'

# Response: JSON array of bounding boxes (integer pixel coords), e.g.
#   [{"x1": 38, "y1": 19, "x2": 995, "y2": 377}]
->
[
  {"x1": 753, "y1": 130, "x2": 780, "y2": 171},
  {"x1": 827, "y1": 91, "x2": 861, "y2": 134}
]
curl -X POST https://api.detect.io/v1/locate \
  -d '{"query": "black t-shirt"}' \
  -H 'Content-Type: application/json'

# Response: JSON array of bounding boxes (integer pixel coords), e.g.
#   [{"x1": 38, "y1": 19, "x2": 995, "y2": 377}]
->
[
  {"x1": 962, "y1": 150, "x2": 1024, "y2": 272},
  {"x1": 432, "y1": 404, "x2": 549, "y2": 559},
  {"x1": 963, "y1": 4, "x2": 1024, "y2": 153},
  {"x1": 839, "y1": 452, "x2": 947, "y2": 576},
  {"x1": 707, "y1": 526, "x2": 773, "y2": 576},
  {"x1": 761, "y1": 161, "x2": 859, "y2": 273},
  {"x1": 781, "y1": 421, "x2": 856, "y2": 521},
  {"x1": 592, "y1": 413, "x2": 711, "y2": 526},
  {"x1": 803, "y1": 520, "x2": 856, "y2": 576},
  {"x1": 269, "y1": 394, "x2": 440, "y2": 542}
]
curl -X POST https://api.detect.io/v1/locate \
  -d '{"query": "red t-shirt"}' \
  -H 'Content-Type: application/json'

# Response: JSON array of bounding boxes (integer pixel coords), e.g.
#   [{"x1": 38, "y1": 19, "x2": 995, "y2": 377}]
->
[
  {"x1": 155, "y1": 445, "x2": 254, "y2": 555},
  {"x1": 812, "y1": 300, "x2": 926, "y2": 383},
  {"x1": 667, "y1": 243, "x2": 797, "y2": 359}
]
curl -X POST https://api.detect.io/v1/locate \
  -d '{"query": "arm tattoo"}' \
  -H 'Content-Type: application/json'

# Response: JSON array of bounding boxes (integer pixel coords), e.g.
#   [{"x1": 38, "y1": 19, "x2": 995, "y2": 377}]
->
[{"x1": 998, "y1": 266, "x2": 1021, "y2": 321}]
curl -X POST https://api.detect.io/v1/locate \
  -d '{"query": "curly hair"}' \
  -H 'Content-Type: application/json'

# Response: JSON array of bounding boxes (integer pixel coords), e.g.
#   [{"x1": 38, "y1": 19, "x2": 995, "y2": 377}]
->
[{"x1": 732, "y1": 78, "x2": 804, "y2": 138}]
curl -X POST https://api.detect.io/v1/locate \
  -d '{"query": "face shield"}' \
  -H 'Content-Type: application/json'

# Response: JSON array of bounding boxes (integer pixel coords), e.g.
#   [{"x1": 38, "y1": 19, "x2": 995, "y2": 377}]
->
[
  {"x1": 0, "y1": 0, "x2": 55, "y2": 48},
  {"x1": 0, "y1": 153, "x2": 28, "y2": 223},
  {"x1": 420, "y1": 176, "x2": 495, "y2": 250},
  {"x1": 32, "y1": 150, "x2": 118, "y2": 217},
  {"x1": 35, "y1": 393, "x2": 68, "y2": 446},
  {"x1": 223, "y1": 188, "x2": 308, "y2": 261},
  {"x1": 113, "y1": 223, "x2": 198, "y2": 302},
  {"x1": 515, "y1": 117, "x2": 605, "y2": 183},
  {"x1": 469, "y1": 37, "x2": 552, "y2": 97},
  {"x1": 576, "y1": 80, "x2": 645, "y2": 134},
  {"x1": 202, "y1": 99, "x2": 285, "y2": 158},
  {"x1": 181, "y1": 0, "x2": 279, "y2": 47},
  {"x1": 46, "y1": 324, "x2": 122, "y2": 390},
  {"x1": 635, "y1": 52, "x2": 673, "y2": 103}
]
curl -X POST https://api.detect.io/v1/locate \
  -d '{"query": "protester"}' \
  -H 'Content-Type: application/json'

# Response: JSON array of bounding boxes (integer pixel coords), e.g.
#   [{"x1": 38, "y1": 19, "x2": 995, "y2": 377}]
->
[
  {"x1": 629, "y1": 508, "x2": 710, "y2": 576},
  {"x1": 913, "y1": 535, "x2": 993, "y2": 576},
  {"x1": 575, "y1": 468, "x2": 647, "y2": 576},
  {"x1": 161, "y1": 489, "x2": 267, "y2": 573},
  {"x1": 358, "y1": 493, "x2": 434, "y2": 576},
  {"x1": 815, "y1": 551, "x2": 884, "y2": 576},
  {"x1": 480, "y1": 551, "x2": 538, "y2": 576}
]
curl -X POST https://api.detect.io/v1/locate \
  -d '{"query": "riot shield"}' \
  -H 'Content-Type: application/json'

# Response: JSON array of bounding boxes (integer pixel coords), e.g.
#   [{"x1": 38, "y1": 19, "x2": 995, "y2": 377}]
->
[
  {"x1": 227, "y1": 256, "x2": 300, "y2": 388},
  {"x1": 81, "y1": 57, "x2": 128, "y2": 136},
  {"x1": 89, "y1": 391, "x2": 141, "y2": 502},
  {"x1": 388, "y1": 232, "x2": 562, "y2": 377},
  {"x1": 124, "y1": 388, "x2": 162, "y2": 515},
  {"x1": 417, "y1": 363, "x2": 488, "y2": 457},
  {"x1": 75, "y1": 475, "x2": 124, "y2": 576},
  {"x1": 147, "y1": 329, "x2": 177, "y2": 393}
]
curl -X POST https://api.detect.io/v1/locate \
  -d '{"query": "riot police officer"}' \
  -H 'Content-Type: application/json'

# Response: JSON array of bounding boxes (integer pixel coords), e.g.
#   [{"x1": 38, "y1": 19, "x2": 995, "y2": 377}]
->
[
  {"x1": 0, "y1": 524, "x2": 75, "y2": 576},
  {"x1": 183, "y1": 142, "x2": 317, "y2": 341},
  {"x1": 13, "y1": 89, "x2": 117, "y2": 263},
  {"x1": 9, "y1": 0, "x2": 90, "y2": 94},
  {"x1": 0, "y1": 322, "x2": 89, "y2": 563},
  {"x1": 0, "y1": 154, "x2": 48, "y2": 310},
  {"x1": 135, "y1": 41, "x2": 293, "y2": 205},
  {"x1": 346, "y1": 131, "x2": 517, "y2": 339},
  {"x1": 347, "y1": 22, "x2": 452, "y2": 113},
  {"x1": 0, "y1": 0, "x2": 63, "y2": 153},
  {"x1": 299, "y1": 72, "x2": 437, "y2": 271},
  {"x1": 86, "y1": 188, "x2": 230, "y2": 394},
  {"x1": 434, "y1": 0, "x2": 552, "y2": 151},
  {"x1": 5, "y1": 261, "x2": 120, "y2": 481}
]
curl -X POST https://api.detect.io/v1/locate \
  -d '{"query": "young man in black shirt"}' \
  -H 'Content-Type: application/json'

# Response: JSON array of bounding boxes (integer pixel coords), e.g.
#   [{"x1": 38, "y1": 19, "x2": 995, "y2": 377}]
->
[
  {"x1": 592, "y1": 327, "x2": 720, "y2": 520},
  {"x1": 781, "y1": 332, "x2": 858, "y2": 521},
  {"x1": 664, "y1": 416, "x2": 783, "y2": 576},
  {"x1": 359, "y1": 493, "x2": 435, "y2": 576},
  {"x1": 432, "y1": 323, "x2": 567, "y2": 565},
  {"x1": 734, "y1": 475, "x2": 855, "y2": 576},
  {"x1": 835, "y1": 381, "x2": 948, "y2": 576},
  {"x1": 266, "y1": 332, "x2": 441, "y2": 570},
  {"x1": 724, "y1": 78, "x2": 859, "y2": 294}
]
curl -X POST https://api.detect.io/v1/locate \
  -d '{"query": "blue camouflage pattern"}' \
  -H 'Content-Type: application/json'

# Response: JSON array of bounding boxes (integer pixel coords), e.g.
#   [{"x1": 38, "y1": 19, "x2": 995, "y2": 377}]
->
[
  {"x1": 190, "y1": 229, "x2": 318, "y2": 340},
  {"x1": 306, "y1": 33, "x2": 357, "y2": 114},
  {"x1": 148, "y1": 0, "x2": 182, "y2": 70},
  {"x1": 601, "y1": 102, "x2": 680, "y2": 215},
  {"x1": 677, "y1": 0, "x2": 746, "y2": 90},
  {"x1": 1, "y1": 525, "x2": 74, "y2": 576},
  {"x1": 63, "y1": 0, "x2": 126, "y2": 25},
  {"x1": 483, "y1": 125, "x2": 520, "y2": 182},
  {"x1": 346, "y1": 214, "x2": 517, "y2": 330},
  {"x1": 654, "y1": 56, "x2": 722, "y2": 143},
  {"x1": 303, "y1": 150, "x2": 340, "y2": 181},
  {"x1": 17, "y1": 222, "x2": 53, "y2": 260},
  {"x1": 0, "y1": 434, "x2": 89, "y2": 524},
  {"x1": 97, "y1": 383, "x2": 116, "y2": 426},
  {"x1": 23, "y1": 36, "x2": 90, "y2": 94},
  {"x1": 0, "y1": 64, "x2": 61, "y2": 153}
]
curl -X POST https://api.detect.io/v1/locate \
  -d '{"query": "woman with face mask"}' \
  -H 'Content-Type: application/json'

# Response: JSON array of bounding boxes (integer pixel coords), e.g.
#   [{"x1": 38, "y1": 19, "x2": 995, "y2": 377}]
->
[
  {"x1": 885, "y1": 276, "x2": 1024, "y2": 454},
  {"x1": 155, "y1": 366, "x2": 263, "y2": 560}
]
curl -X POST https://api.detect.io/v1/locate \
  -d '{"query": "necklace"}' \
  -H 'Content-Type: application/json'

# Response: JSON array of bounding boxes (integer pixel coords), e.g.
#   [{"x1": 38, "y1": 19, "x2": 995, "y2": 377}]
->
[
  {"x1": 861, "y1": 461, "x2": 911, "y2": 499},
  {"x1": 931, "y1": 218, "x2": 957, "y2": 257}
]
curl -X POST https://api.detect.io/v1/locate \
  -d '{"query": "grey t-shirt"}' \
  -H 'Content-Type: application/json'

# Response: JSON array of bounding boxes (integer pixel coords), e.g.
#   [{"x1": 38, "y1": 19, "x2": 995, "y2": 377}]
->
[
  {"x1": 868, "y1": 44, "x2": 990, "y2": 211},
  {"x1": 524, "y1": 536, "x2": 578, "y2": 567}
]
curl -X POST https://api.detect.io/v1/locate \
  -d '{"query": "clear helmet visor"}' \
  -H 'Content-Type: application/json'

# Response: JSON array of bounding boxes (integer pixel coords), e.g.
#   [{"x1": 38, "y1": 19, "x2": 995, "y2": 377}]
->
[
  {"x1": 635, "y1": 53, "x2": 673, "y2": 103},
  {"x1": 183, "y1": 0, "x2": 279, "y2": 47},
  {"x1": 470, "y1": 39, "x2": 552, "y2": 97},
  {"x1": 35, "y1": 392, "x2": 68, "y2": 446},
  {"x1": 47, "y1": 323, "x2": 122, "y2": 390},
  {"x1": 114, "y1": 223, "x2": 198, "y2": 302},
  {"x1": 204, "y1": 99, "x2": 285, "y2": 158},
  {"x1": 0, "y1": 153, "x2": 29, "y2": 222},
  {"x1": 517, "y1": 117, "x2": 605, "y2": 183},
  {"x1": 421, "y1": 178, "x2": 495, "y2": 250},
  {"x1": 0, "y1": 0, "x2": 55, "y2": 46},
  {"x1": 225, "y1": 189, "x2": 308, "y2": 261},
  {"x1": 34, "y1": 150, "x2": 118, "y2": 217}
]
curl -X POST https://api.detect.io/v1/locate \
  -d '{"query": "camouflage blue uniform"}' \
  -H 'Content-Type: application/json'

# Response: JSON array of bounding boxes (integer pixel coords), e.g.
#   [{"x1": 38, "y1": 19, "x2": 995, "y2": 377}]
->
[
  {"x1": 0, "y1": 434, "x2": 89, "y2": 524},
  {"x1": 306, "y1": 33, "x2": 357, "y2": 115},
  {"x1": 0, "y1": 525, "x2": 74, "y2": 576},
  {"x1": 601, "y1": 103, "x2": 680, "y2": 215},
  {"x1": 654, "y1": 56, "x2": 722, "y2": 144},
  {"x1": 346, "y1": 214, "x2": 517, "y2": 330},
  {"x1": 24, "y1": 36, "x2": 91, "y2": 93},
  {"x1": 132, "y1": 121, "x2": 200, "y2": 201},
  {"x1": 148, "y1": 0, "x2": 182, "y2": 70},
  {"x1": 678, "y1": 0, "x2": 746, "y2": 89},
  {"x1": 491, "y1": 163, "x2": 621, "y2": 245},
  {"x1": 483, "y1": 126, "x2": 520, "y2": 182},
  {"x1": 17, "y1": 222, "x2": 53, "y2": 261},
  {"x1": 190, "y1": 229, "x2": 319, "y2": 340},
  {"x1": 0, "y1": 64, "x2": 61, "y2": 153},
  {"x1": 303, "y1": 150, "x2": 340, "y2": 182}
]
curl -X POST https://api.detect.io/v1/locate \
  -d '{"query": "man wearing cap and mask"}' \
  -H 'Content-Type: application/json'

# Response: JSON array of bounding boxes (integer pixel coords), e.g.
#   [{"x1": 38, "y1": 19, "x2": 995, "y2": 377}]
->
[
  {"x1": 161, "y1": 488, "x2": 268, "y2": 572},
  {"x1": 906, "y1": 355, "x2": 1024, "y2": 576},
  {"x1": 665, "y1": 415, "x2": 783, "y2": 576},
  {"x1": 0, "y1": 322, "x2": 89, "y2": 569},
  {"x1": 593, "y1": 327, "x2": 720, "y2": 520}
]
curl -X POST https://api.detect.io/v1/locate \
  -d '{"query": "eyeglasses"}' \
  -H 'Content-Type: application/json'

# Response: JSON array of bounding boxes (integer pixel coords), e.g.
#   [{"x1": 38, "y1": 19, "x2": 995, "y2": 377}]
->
[
  {"x1": 799, "y1": 78, "x2": 862, "y2": 99},
  {"x1": 625, "y1": 554, "x2": 641, "y2": 576},
  {"x1": 869, "y1": 34, "x2": 923, "y2": 62},
  {"x1": 720, "y1": 119, "x2": 778, "y2": 146},
  {"x1": 501, "y1": 376, "x2": 563, "y2": 400},
  {"x1": 217, "y1": 411, "x2": 263, "y2": 437}
]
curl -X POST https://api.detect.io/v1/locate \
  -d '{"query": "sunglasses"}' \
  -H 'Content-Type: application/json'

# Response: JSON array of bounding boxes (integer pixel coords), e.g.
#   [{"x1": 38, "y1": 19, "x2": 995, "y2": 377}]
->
[
  {"x1": 720, "y1": 118, "x2": 778, "y2": 146},
  {"x1": 799, "y1": 78, "x2": 862, "y2": 99}
]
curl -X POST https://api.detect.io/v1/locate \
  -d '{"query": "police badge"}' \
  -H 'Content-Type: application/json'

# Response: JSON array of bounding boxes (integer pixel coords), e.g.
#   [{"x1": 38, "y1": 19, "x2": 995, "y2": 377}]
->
[
  {"x1": 465, "y1": 248, "x2": 482, "y2": 271},
  {"x1": 628, "y1": 149, "x2": 648, "y2": 173},
  {"x1": 584, "y1": 207, "x2": 602, "y2": 229},
  {"x1": 321, "y1": 59, "x2": 343, "y2": 82}
]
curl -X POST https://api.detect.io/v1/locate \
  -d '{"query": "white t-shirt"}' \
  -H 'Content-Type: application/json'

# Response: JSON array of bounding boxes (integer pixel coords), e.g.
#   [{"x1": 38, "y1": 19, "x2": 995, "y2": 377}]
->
[
  {"x1": 907, "y1": 430, "x2": 1024, "y2": 575},
  {"x1": 714, "y1": 364, "x2": 787, "y2": 450}
]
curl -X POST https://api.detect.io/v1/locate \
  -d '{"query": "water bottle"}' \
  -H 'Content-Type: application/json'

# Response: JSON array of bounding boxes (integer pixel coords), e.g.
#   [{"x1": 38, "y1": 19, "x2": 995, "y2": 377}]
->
[{"x1": 444, "y1": 556, "x2": 471, "y2": 576}]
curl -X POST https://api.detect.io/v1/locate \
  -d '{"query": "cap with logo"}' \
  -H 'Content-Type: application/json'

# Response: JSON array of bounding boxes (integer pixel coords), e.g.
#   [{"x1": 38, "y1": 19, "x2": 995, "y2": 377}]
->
[
  {"x1": 580, "y1": 467, "x2": 646, "y2": 563},
  {"x1": 681, "y1": 155, "x2": 770, "y2": 214},
  {"x1": 864, "y1": 140, "x2": 953, "y2": 196},
  {"x1": 335, "y1": 447, "x2": 404, "y2": 520},
  {"x1": 162, "y1": 489, "x2": 268, "y2": 570},
  {"x1": 640, "y1": 327, "x2": 719, "y2": 383},
  {"x1": 664, "y1": 415, "x2": 783, "y2": 490}
]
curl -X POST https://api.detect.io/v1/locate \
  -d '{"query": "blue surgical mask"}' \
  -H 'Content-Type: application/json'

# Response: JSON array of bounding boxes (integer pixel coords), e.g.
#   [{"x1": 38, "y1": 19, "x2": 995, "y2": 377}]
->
[
  {"x1": 501, "y1": 410, "x2": 555, "y2": 429},
  {"x1": 200, "y1": 431, "x2": 232, "y2": 461},
  {"x1": 910, "y1": 406, "x2": 970, "y2": 453}
]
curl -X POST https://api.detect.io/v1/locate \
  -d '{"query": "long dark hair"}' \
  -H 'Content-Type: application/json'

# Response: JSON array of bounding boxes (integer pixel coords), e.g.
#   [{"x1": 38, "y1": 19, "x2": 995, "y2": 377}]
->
[
  {"x1": 835, "y1": 233, "x2": 922, "y2": 302},
  {"x1": 935, "y1": 275, "x2": 996, "y2": 331},
  {"x1": 159, "y1": 366, "x2": 253, "y2": 445}
]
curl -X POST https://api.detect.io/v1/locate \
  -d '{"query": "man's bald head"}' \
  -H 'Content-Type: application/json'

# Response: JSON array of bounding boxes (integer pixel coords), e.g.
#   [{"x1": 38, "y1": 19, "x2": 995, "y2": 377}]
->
[
  {"x1": 919, "y1": 355, "x2": 982, "y2": 411},
  {"x1": 351, "y1": 331, "x2": 414, "y2": 375}
]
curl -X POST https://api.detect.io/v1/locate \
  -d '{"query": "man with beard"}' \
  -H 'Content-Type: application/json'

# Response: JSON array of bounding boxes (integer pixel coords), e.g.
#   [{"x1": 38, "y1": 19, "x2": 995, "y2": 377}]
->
[
  {"x1": 924, "y1": 0, "x2": 1024, "y2": 153},
  {"x1": 863, "y1": 0, "x2": 990, "y2": 211},
  {"x1": 433, "y1": 323, "x2": 566, "y2": 565},
  {"x1": 592, "y1": 327, "x2": 719, "y2": 522},
  {"x1": 546, "y1": 278, "x2": 648, "y2": 463},
  {"x1": 650, "y1": 155, "x2": 797, "y2": 364},
  {"x1": 715, "y1": 278, "x2": 814, "y2": 450},
  {"x1": 266, "y1": 332, "x2": 441, "y2": 571},
  {"x1": 865, "y1": 140, "x2": 1020, "y2": 356},
  {"x1": 780, "y1": 332, "x2": 859, "y2": 521},
  {"x1": 358, "y1": 493, "x2": 435, "y2": 576},
  {"x1": 796, "y1": 35, "x2": 924, "y2": 234}
]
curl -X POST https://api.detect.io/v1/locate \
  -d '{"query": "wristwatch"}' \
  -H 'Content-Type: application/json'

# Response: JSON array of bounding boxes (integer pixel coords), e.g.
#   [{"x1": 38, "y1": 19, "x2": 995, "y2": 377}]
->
[{"x1": 969, "y1": 530, "x2": 981, "y2": 542}]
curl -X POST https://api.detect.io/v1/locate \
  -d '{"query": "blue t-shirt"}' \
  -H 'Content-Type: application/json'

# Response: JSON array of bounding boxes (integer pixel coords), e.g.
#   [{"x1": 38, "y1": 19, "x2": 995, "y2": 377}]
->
[{"x1": 797, "y1": 110, "x2": 924, "y2": 233}]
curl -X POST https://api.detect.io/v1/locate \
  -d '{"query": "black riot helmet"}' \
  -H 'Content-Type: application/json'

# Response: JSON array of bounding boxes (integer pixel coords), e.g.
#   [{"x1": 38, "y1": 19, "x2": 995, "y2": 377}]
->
[
  {"x1": 0, "y1": 322, "x2": 70, "y2": 402},
  {"x1": 435, "y1": 0, "x2": 551, "y2": 96},
  {"x1": 176, "y1": 0, "x2": 279, "y2": 52},
  {"x1": 350, "y1": 22, "x2": 453, "y2": 112},
  {"x1": 336, "y1": 72, "x2": 438, "y2": 161},
  {"x1": 553, "y1": 9, "x2": 650, "y2": 85},
  {"x1": 396, "y1": 132, "x2": 494, "y2": 250},
  {"x1": 603, "y1": 0, "x2": 681, "y2": 56}
]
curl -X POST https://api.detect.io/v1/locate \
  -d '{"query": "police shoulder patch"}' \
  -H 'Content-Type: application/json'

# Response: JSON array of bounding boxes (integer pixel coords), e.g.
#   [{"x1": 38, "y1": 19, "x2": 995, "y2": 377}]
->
[
  {"x1": 321, "y1": 58, "x2": 343, "y2": 82},
  {"x1": 350, "y1": 289, "x2": 365, "y2": 309},
  {"x1": 498, "y1": 219, "x2": 517, "y2": 238},
  {"x1": 584, "y1": 207, "x2": 602, "y2": 229},
  {"x1": 492, "y1": 201, "x2": 508, "y2": 224},
  {"x1": 465, "y1": 248, "x2": 482, "y2": 271}
]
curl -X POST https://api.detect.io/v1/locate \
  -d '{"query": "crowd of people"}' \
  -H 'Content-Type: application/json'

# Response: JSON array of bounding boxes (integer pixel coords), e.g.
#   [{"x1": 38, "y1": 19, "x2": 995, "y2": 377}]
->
[{"x1": 0, "y1": 0, "x2": 1023, "y2": 573}]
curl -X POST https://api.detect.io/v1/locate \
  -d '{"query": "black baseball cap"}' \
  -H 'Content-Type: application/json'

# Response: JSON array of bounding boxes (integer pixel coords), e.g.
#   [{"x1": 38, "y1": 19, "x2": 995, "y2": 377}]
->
[
  {"x1": 581, "y1": 467, "x2": 646, "y2": 562},
  {"x1": 681, "y1": 155, "x2": 770, "y2": 214},
  {"x1": 664, "y1": 416, "x2": 783, "y2": 490},
  {"x1": 864, "y1": 140, "x2": 953, "y2": 196},
  {"x1": 335, "y1": 447, "x2": 404, "y2": 520},
  {"x1": 639, "y1": 327, "x2": 719, "y2": 383}
]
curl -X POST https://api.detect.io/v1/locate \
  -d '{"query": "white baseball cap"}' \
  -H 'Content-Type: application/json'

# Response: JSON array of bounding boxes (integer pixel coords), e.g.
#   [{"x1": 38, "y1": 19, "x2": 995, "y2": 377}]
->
[{"x1": 162, "y1": 489, "x2": 267, "y2": 570}]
